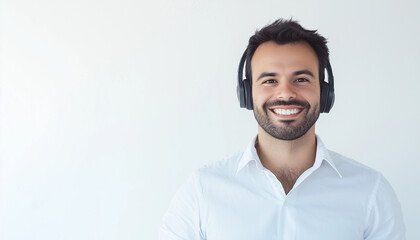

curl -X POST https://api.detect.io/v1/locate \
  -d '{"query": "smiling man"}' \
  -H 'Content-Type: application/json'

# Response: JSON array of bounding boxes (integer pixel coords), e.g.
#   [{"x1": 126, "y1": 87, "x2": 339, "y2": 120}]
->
[
  {"x1": 251, "y1": 41, "x2": 323, "y2": 195},
  {"x1": 159, "y1": 19, "x2": 405, "y2": 240}
]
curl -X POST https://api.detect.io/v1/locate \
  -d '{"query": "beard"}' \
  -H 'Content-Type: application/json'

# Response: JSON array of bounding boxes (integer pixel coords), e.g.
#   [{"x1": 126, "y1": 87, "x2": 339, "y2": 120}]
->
[{"x1": 253, "y1": 99, "x2": 320, "y2": 141}]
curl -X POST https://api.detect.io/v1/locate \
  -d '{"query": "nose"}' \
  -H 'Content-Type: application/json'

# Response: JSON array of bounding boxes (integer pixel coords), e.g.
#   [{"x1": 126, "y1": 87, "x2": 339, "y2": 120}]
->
[{"x1": 275, "y1": 82, "x2": 296, "y2": 101}]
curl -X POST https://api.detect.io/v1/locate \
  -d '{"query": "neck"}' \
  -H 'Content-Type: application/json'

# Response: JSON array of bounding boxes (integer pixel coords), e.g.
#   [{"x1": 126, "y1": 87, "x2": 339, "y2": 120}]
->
[{"x1": 256, "y1": 125, "x2": 317, "y2": 173}]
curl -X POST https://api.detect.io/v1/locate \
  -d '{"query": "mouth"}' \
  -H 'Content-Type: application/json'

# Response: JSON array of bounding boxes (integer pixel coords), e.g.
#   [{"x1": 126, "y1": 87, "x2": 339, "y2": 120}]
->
[{"x1": 269, "y1": 106, "x2": 304, "y2": 119}]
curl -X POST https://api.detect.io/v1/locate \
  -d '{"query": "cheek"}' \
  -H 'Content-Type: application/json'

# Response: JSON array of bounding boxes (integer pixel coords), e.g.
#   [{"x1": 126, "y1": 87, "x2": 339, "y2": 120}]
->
[
  {"x1": 252, "y1": 87, "x2": 273, "y2": 104},
  {"x1": 300, "y1": 87, "x2": 320, "y2": 103},
  {"x1": 307, "y1": 94, "x2": 320, "y2": 104}
]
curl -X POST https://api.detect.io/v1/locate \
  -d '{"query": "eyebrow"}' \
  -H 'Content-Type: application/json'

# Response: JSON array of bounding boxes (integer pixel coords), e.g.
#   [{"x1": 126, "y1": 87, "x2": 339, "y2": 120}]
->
[
  {"x1": 256, "y1": 70, "x2": 315, "y2": 81},
  {"x1": 256, "y1": 72, "x2": 277, "y2": 81},
  {"x1": 293, "y1": 70, "x2": 315, "y2": 77}
]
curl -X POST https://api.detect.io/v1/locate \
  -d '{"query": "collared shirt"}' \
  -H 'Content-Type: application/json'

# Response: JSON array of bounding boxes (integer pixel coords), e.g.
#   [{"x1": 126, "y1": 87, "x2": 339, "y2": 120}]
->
[{"x1": 159, "y1": 136, "x2": 405, "y2": 240}]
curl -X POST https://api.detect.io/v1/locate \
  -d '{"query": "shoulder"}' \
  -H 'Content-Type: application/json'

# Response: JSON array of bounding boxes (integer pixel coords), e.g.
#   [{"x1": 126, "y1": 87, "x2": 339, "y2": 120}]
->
[
  {"x1": 324, "y1": 150, "x2": 405, "y2": 238},
  {"x1": 195, "y1": 151, "x2": 244, "y2": 180},
  {"x1": 325, "y1": 150, "x2": 391, "y2": 203},
  {"x1": 328, "y1": 150, "x2": 381, "y2": 179},
  {"x1": 327, "y1": 150, "x2": 402, "y2": 213}
]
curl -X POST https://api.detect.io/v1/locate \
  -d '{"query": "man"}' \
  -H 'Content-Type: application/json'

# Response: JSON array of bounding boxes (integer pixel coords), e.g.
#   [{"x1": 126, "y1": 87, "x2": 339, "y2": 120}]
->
[{"x1": 159, "y1": 19, "x2": 405, "y2": 240}]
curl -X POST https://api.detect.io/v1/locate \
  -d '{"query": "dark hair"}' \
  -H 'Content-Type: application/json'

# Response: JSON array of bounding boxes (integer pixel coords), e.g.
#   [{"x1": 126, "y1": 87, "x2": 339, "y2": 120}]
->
[{"x1": 245, "y1": 19, "x2": 330, "y2": 84}]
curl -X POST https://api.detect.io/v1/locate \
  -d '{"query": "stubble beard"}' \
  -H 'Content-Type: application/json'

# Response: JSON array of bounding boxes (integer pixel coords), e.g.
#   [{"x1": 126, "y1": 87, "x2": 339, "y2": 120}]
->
[{"x1": 253, "y1": 99, "x2": 320, "y2": 141}]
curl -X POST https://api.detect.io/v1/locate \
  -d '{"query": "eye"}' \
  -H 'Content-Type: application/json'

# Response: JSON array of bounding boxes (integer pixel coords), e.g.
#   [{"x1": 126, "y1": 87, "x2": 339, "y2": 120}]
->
[
  {"x1": 295, "y1": 78, "x2": 309, "y2": 83},
  {"x1": 263, "y1": 79, "x2": 276, "y2": 84}
]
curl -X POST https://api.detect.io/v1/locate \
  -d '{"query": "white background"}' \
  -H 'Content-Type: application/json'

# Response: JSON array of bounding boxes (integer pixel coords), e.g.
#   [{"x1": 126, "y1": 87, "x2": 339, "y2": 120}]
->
[{"x1": 1, "y1": 0, "x2": 419, "y2": 239}]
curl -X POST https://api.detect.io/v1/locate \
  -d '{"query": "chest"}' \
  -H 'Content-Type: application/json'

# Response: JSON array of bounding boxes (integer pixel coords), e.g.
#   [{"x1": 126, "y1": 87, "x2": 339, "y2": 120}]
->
[
  {"x1": 201, "y1": 173, "x2": 369, "y2": 240},
  {"x1": 272, "y1": 168, "x2": 303, "y2": 195}
]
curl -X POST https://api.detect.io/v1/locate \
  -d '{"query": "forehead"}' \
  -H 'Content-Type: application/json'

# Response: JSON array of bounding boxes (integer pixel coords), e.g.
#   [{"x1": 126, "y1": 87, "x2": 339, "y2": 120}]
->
[{"x1": 250, "y1": 41, "x2": 319, "y2": 77}]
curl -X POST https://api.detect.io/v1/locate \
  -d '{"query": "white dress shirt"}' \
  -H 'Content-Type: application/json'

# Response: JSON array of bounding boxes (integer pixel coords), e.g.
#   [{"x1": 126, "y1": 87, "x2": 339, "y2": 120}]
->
[{"x1": 159, "y1": 136, "x2": 405, "y2": 240}]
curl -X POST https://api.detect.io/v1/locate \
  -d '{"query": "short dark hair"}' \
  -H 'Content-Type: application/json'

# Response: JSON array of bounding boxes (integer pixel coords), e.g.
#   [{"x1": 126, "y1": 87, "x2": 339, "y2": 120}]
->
[{"x1": 245, "y1": 19, "x2": 330, "y2": 84}]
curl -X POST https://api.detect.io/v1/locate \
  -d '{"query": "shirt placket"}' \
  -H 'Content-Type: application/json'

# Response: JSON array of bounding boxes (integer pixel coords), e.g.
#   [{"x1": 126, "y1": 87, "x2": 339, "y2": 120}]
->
[{"x1": 262, "y1": 168, "x2": 298, "y2": 240}]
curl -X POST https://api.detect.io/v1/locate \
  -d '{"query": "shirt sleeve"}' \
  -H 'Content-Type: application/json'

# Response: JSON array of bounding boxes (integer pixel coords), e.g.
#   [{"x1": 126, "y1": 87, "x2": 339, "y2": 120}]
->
[
  {"x1": 158, "y1": 170, "x2": 205, "y2": 240},
  {"x1": 364, "y1": 173, "x2": 405, "y2": 240}
]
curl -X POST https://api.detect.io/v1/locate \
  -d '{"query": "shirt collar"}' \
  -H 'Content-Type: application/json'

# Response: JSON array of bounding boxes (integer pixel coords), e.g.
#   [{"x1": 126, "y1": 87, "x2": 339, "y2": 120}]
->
[
  {"x1": 236, "y1": 135, "x2": 260, "y2": 175},
  {"x1": 236, "y1": 135, "x2": 343, "y2": 178},
  {"x1": 314, "y1": 136, "x2": 343, "y2": 178}
]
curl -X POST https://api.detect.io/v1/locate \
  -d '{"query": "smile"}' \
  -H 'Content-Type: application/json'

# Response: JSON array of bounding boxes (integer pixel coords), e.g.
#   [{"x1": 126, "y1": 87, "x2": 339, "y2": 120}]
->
[
  {"x1": 268, "y1": 106, "x2": 305, "y2": 118},
  {"x1": 273, "y1": 108, "x2": 302, "y2": 116}
]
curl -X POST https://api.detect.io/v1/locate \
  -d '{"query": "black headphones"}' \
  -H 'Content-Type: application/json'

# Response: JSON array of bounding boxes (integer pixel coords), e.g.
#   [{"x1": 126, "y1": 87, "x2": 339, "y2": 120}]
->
[{"x1": 237, "y1": 50, "x2": 335, "y2": 113}]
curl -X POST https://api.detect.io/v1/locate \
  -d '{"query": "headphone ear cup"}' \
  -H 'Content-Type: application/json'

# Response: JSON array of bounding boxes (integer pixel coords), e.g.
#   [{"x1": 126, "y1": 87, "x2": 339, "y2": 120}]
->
[
  {"x1": 237, "y1": 80, "x2": 246, "y2": 108},
  {"x1": 320, "y1": 82, "x2": 329, "y2": 113},
  {"x1": 325, "y1": 87, "x2": 335, "y2": 113},
  {"x1": 320, "y1": 81, "x2": 335, "y2": 113},
  {"x1": 243, "y1": 78, "x2": 253, "y2": 110}
]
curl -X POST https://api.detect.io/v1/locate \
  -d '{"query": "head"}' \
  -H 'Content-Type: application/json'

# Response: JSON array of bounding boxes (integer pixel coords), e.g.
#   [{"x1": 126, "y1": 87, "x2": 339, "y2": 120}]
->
[
  {"x1": 245, "y1": 19, "x2": 330, "y2": 88},
  {"x1": 244, "y1": 19, "x2": 331, "y2": 141}
]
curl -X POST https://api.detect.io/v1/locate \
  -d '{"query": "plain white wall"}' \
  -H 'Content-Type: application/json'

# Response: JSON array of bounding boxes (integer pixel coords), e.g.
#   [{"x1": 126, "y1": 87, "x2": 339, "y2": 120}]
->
[{"x1": 1, "y1": 0, "x2": 419, "y2": 239}]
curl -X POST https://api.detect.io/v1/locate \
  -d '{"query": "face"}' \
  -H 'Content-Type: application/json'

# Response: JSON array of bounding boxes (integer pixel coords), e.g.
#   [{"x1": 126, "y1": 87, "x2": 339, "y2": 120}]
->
[{"x1": 251, "y1": 41, "x2": 321, "y2": 141}]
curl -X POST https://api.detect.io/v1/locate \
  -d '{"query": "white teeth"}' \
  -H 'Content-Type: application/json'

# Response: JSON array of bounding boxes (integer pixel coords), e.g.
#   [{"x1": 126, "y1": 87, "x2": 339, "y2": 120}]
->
[{"x1": 273, "y1": 108, "x2": 300, "y2": 115}]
